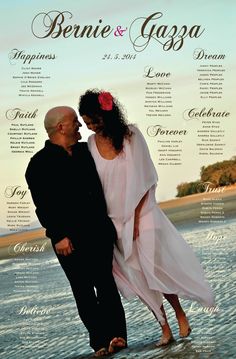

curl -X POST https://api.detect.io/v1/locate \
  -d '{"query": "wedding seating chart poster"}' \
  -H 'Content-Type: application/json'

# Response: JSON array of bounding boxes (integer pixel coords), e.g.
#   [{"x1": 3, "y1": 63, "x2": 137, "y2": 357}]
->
[{"x1": 0, "y1": 1, "x2": 235, "y2": 358}]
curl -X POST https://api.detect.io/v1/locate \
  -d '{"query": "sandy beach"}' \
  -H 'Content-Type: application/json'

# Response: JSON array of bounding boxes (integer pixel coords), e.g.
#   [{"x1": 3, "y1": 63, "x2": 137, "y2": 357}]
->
[
  {"x1": 1, "y1": 184, "x2": 235, "y2": 255},
  {"x1": 0, "y1": 228, "x2": 46, "y2": 249},
  {"x1": 159, "y1": 184, "x2": 236, "y2": 227},
  {"x1": 159, "y1": 183, "x2": 236, "y2": 209}
]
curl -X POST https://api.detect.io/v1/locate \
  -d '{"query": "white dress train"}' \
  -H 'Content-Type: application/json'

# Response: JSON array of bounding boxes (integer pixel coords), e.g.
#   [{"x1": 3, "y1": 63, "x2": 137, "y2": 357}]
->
[{"x1": 88, "y1": 125, "x2": 214, "y2": 324}]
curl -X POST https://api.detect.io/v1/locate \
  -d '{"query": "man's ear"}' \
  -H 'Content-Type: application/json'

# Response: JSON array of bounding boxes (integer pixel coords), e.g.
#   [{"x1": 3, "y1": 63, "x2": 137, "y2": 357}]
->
[{"x1": 57, "y1": 122, "x2": 65, "y2": 134}]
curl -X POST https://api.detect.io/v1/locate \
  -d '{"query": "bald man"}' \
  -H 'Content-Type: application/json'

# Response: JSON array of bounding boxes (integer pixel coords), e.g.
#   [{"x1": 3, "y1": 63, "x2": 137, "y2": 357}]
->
[{"x1": 25, "y1": 106, "x2": 127, "y2": 356}]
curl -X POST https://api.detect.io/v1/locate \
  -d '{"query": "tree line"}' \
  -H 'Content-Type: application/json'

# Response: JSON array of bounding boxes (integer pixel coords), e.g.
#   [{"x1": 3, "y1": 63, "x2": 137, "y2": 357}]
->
[{"x1": 176, "y1": 156, "x2": 236, "y2": 197}]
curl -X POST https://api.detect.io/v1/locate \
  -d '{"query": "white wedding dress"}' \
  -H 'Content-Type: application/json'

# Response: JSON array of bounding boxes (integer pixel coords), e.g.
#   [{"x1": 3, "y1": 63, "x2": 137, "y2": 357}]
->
[{"x1": 88, "y1": 125, "x2": 214, "y2": 324}]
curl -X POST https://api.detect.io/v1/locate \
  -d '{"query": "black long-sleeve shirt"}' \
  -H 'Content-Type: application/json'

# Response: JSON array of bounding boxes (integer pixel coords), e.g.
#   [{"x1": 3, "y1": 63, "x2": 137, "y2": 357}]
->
[{"x1": 25, "y1": 140, "x2": 112, "y2": 245}]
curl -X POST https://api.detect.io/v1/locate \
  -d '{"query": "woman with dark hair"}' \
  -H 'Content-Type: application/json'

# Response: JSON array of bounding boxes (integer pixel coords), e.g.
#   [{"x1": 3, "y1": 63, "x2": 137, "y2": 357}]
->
[{"x1": 78, "y1": 89, "x2": 214, "y2": 348}]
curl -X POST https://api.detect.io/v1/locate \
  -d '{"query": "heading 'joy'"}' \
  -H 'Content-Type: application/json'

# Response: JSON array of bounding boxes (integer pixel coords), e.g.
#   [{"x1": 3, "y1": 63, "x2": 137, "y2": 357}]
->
[{"x1": 31, "y1": 11, "x2": 205, "y2": 51}]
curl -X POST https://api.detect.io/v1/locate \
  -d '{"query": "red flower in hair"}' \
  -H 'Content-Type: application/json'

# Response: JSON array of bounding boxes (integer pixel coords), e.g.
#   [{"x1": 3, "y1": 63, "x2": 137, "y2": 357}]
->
[{"x1": 98, "y1": 92, "x2": 113, "y2": 111}]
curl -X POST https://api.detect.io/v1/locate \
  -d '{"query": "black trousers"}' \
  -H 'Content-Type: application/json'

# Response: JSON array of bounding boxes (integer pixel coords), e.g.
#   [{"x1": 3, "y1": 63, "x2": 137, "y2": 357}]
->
[{"x1": 53, "y1": 230, "x2": 127, "y2": 351}]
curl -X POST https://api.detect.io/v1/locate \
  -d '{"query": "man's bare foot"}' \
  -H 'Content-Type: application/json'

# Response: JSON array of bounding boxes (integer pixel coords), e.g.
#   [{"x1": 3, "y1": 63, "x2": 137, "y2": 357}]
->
[
  {"x1": 177, "y1": 313, "x2": 192, "y2": 337},
  {"x1": 94, "y1": 347, "x2": 108, "y2": 357},
  {"x1": 108, "y1": 337, "x2": 127, "y2": 353},
  {"x1": 156, "y1": 334, "x2": 174, "y2": 347}
]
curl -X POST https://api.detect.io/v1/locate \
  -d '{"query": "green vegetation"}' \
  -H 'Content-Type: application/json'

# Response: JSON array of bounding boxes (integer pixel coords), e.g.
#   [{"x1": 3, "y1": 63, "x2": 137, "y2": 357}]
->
[{"x1": 176, "y1": 156, "x2": 236, "y2": 197}]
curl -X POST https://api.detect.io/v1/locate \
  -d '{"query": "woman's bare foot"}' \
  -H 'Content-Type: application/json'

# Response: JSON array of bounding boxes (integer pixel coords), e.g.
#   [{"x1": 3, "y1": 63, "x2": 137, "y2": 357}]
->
[
  {"x1": 156, "y1": 322, "x2": 174, "y2": 348},
  {"x1": 156, "y1": 333, "x2": 174, "y2": 347},
  {"x1": 108, "y1": 337, "x2": 127, "y2": 353},
  {"x1": 177, "y1": 313, "x2": 192, "y2": 337}
]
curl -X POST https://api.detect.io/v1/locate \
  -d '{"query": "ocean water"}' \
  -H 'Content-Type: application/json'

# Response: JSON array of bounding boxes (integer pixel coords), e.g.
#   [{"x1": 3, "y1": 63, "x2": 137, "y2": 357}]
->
[{"x1": 0, "y1": 220, "x2": 235, "y2": 359}]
